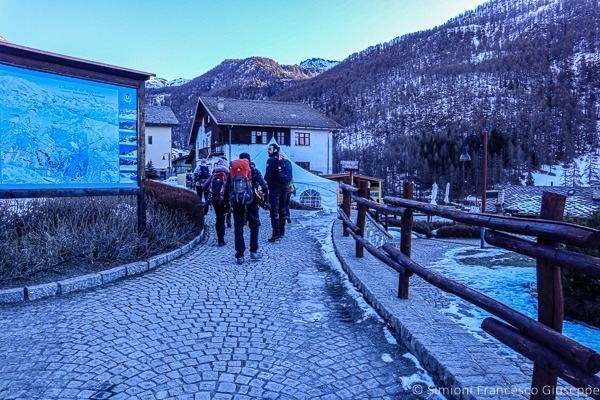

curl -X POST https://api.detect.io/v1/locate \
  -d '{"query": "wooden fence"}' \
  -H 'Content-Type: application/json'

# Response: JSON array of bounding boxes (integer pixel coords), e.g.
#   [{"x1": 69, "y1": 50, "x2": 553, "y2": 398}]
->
[{"x1": 339, "y1": 178, "x2": 600, "y2": 400}]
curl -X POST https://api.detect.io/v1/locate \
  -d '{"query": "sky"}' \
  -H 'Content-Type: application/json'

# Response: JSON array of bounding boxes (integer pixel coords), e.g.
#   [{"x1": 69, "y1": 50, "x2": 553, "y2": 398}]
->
[{"x1": 0, "y1": 0, "x2": 488, "y2": 81}]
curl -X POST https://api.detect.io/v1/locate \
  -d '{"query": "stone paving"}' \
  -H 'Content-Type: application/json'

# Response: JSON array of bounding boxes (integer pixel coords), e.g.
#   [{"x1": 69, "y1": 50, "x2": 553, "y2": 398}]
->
[{"x1": 0, "y1": 210, "x2": 436, "y2": 400}]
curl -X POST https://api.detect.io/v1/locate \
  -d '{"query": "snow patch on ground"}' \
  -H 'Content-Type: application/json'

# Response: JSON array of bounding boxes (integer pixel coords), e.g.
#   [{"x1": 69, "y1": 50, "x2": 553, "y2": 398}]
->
[
  {"x1": 383, "y1": 326, "x2": 398, "y2": 344},
  {"x1": 297, "y1": 211, "x2": 382, "y2": 323},
  {"x1": 400, "y1": 352, "x2": 446, "y2": 399},
  {"x1": 430, "y1": 245, "x2": 600, "y2": 352}
]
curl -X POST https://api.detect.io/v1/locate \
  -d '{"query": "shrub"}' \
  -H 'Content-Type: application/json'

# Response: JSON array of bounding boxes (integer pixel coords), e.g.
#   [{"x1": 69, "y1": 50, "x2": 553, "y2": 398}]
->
[
  {"x1": 563, "y1": 209, "x2": 600, "y2": 327},
  {"x1": 0, "y1": 183, "x2": 203, "y2": 283},
  {"x1": 146, "y1": 180, "x2": 204, "y2": 227},
  {"x1": 411, "y1": 220, "x2": 454, "y2": 237},
  {"x1": 435, "y1": 223, "x2": 480, "y2": 239}
]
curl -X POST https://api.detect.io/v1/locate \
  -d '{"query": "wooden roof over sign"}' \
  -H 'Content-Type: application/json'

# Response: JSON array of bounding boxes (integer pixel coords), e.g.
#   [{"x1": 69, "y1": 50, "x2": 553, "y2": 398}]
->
[
  {"x1": 0, "y1": 41, "x2": 153, "y2": 82},
  {"x1": 323, "y1": 173, "x2": 385, "y2": 183}
]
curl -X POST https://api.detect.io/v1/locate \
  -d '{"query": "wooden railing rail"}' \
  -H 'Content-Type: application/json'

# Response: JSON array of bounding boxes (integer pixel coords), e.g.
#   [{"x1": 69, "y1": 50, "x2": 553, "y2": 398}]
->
[
  {"x1": 338, "y1": 181, "x2": 600, "y2": 399},
  {"x1": 486, "y1": 230, "x2": 600, "y2": 278},
  {"x1": 383, "y1": 196, "x2": 600, "y2": 249},
  {"x1": 382, "y1": 243, "x2": 600, "y2": 374}
]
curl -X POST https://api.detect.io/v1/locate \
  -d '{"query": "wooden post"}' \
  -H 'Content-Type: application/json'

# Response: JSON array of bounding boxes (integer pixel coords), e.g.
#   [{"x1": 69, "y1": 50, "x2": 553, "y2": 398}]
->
[
  {"x1": 399, "y1": 181, "x2": 414, "y2": 299},
  {"x1": 342, "y1": 177, "x2": 352, "y2": 237},
  {"x1": 531, "y1": 192, "x2": 566, "y2": 400},
  {"x1": 355, "y1": 180, "x2": 369, "y2": 258}
]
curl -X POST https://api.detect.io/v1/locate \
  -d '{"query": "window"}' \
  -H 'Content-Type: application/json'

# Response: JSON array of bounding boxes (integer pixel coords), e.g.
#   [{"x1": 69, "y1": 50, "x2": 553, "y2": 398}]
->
[
  {"x1": 299, "y1": 189, "x2": 322, "y2": 208},
  {"x1": 295, "y1": 132, "x2": 310, "y2": 146},
  {"x1": 252, "y1": 131, "x2": 268, "y2": 144},
  {"x1": 148, "y1": 136, "x2": 153, "y2": 145},
  {"x1": 277, "y1": 131, "x2": 285, "y2": 145},
  {"x1": 296, "y1": 161, "x2": 310, "y2": 170}
]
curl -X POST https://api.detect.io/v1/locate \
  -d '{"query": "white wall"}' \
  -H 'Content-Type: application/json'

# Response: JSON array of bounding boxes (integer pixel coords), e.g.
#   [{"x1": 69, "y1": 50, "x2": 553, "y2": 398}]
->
[
  {"x1": 221, "y1": 129, "x2": 333, "y2": 174},
  {"x1": 289, "y1": 129, "x2": 332, "y2": 174},
  {"x1": 146, "y1": 126, "x2": 172, "y2": 170}
]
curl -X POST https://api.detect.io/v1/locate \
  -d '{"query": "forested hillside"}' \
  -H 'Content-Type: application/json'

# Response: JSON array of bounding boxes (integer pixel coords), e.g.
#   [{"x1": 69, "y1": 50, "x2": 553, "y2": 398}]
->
[{"x1": 273, "y1": 0, "x2": 599, "y2": 196}]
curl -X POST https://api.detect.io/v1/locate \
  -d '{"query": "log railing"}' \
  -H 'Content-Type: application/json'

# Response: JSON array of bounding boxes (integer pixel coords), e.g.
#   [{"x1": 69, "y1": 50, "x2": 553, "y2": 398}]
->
[{"x1": 339, "y1": 180, "x2": 600, "y2": 400}]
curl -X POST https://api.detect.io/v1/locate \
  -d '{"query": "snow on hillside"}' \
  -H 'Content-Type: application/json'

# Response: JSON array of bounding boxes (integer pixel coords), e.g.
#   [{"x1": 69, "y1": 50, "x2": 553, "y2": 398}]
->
[
  {"x1": 145, "y1": 77, "x2": 190, "y2": 89},
  {"x1": 299, "y1": 58, "x2": 339, "y2": 70},
  {"x1": 527, "y1": 153, "x2": 600, "y2": 187},
  {"x1": 166, "y1": 78, "x2": 191, "y2": 87}
]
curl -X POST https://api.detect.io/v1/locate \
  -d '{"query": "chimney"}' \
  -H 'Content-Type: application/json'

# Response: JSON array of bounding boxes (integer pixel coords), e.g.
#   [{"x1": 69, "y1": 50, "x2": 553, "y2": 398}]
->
[
  {"x1": 592, "y1": 180, "x2": 600, "y2": 201},
  {"x1": 217, "y1": 97, "x2": 224, "y2": 111}
]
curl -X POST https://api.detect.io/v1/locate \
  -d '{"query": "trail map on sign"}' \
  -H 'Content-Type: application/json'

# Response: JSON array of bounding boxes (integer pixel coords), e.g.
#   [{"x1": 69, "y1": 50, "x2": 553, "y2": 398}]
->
[{"x1": 0, "y1": 63, "x2": 138, "y2": 188}]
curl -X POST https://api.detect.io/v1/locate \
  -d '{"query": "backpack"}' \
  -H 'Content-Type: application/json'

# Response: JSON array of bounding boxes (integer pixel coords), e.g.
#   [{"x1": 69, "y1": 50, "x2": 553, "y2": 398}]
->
[
  {"x1": 198, "y1": 165, "x2": 210, "y2": 180},
  {"x1": 229, "y1": 159, "x2": 253, "y2": 205},
  {"x1": 277, "y1": 158, "x2": 293, "y2": 184},
  {"x1": 210, "y1": 171, "x2": 227, "y2": 203}
]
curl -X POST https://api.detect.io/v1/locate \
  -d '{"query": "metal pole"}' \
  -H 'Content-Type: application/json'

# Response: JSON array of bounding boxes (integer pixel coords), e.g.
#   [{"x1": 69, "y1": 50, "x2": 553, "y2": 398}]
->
[
  {"x1": 480, "y1": 131, "x2": 488, "y2": 249},
  {"x1": 228, "y1": 125, "x2": 232, "y2": 161}
]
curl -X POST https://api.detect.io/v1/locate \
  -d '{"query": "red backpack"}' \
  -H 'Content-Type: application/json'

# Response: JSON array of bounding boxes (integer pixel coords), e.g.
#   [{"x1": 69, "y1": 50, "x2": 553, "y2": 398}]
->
[{"x1": 229, "y1": 159, "x2": 253, "y2": 205}]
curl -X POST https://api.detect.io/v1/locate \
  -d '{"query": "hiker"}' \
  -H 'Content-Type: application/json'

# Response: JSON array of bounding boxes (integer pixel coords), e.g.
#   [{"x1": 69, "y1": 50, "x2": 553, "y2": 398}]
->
[
  {"x1": 202, "y1": 158, "x2": 229, "y2": 246},
  {"x1": 285, "y1": 177, "x2": 296, "y2": 224},
  {"x1": 227, "y1": 152, "x2": 268, "y2": 265},
  {"x1": 264, "y1": 143, "x2": 292, "y2": 242},
  {"x1": 193, "y1": 160, "x2": 211, "y2": 214}
]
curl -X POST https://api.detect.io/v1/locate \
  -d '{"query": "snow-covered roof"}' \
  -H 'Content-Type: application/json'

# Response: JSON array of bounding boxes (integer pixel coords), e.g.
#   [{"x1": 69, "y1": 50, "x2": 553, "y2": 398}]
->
[
  {"x1": 200, "y1": 97, "x2": 343, "y2": 130},
  {"x1": 146, "y1": 106, "x2": 179, "y2": 126},
  {"x1": 502, "y1": 185, "x2": 600, "y2": 218}
]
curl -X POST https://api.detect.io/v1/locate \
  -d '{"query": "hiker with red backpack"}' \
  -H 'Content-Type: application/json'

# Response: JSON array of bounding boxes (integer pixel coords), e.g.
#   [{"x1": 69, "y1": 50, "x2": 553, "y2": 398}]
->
[
  {"x1": 264, "y1": 143, "x2": 292, "y2": 242},
  {"x1": 227, "y1": 152, "x2": 268, "y2": 265},
  {"x1": 202, "y1": 158, "x2": 230, "y2": 246}
]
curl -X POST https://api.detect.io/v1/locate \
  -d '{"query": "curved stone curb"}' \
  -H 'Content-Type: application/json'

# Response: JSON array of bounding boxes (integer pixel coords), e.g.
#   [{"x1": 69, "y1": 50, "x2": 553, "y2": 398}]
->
[
  {"x1": 0, "y1": 228, "x2": 207, "y2": 304},
  {"x1": 331, "y1": 219, "x2": 532, "y2": 400}
]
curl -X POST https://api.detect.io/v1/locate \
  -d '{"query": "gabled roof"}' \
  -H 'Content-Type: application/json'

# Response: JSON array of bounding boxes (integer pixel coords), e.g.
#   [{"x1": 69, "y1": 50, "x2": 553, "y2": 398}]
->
[
  {"x1": 200, "y1": 97, "x2": 343, "y2": 130},
  {"x1": 146, "y1": 106, "x2": 179, "y2": 126},
  {"x1": 502, "y1": 185, "x2": 599, "y2": 218}
]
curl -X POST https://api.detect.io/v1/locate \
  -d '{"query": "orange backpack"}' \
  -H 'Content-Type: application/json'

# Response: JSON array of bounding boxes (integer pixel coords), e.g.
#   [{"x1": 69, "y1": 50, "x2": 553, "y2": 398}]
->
[{"x1": 229, "y1": 159, "x2": 253, "y2": 205}]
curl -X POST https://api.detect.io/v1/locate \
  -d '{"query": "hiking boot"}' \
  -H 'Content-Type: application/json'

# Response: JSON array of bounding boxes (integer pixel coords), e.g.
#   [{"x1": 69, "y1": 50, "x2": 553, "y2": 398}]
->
[
  {"x1": 268, "y1": 236, "x2": 280, "y2": 243},
  {"x1": 279, "y1": 232, "x2": 285, "y2": 238},
  {"x1": 250, "y1": 252, "x2": 262, "y2": 260},
  {"x1": 236, "y1": 257, "x2": 244, "y2": 265},
  {"x1": 217, "y1": 241, "x2": 226, "y2": 247},
  {"x1": 286, "y1": 217, "x2": 291, "y2": 223}
]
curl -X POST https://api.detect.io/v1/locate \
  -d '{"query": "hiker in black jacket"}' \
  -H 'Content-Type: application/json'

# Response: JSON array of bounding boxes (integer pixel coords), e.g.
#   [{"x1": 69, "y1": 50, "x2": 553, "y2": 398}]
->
[
  {"x1": 227, "y1": 152, "x2": 269, "y2": 265},
  {"x1": 264, "y1": 143, "x2": 288, "y2": 242}
]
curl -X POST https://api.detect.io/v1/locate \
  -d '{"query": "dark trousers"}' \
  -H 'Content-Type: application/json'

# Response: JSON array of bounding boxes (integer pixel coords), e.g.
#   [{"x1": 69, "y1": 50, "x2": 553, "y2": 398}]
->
[
  {"x1": 213, "y1": 202, "x2": 228, "y2": 244},
  {"x1": 196, "y1": 181, "x2": 208, "y2": 214},
  {"x1": 233, "y1": 202, "x2": 260, "y2": 258},
  {"x1": 269, "y1": 188, "x2": 288, "y2": 237}
]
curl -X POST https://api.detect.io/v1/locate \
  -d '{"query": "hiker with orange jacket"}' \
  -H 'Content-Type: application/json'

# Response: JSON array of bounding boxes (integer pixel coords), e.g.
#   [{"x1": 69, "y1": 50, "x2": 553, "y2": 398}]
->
[{"x1": 226, "y1": 152, "x2": 268, "y2": 265}]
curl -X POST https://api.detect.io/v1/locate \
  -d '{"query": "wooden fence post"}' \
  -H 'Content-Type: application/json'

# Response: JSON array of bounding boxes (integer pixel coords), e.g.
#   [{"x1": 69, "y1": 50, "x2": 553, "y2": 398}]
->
[
  {"x1": 355, "y1": 180, "x2": 370, "y2": 258},
  {"x1": 531, "y1": 192, "x2": 566, "y2": 400},
  {"x1": 398, "y1": 181, "x2": 414, "y2": 299},
  {"x1": 342, "y1": 177, "x2": 351, "y2": 237}
]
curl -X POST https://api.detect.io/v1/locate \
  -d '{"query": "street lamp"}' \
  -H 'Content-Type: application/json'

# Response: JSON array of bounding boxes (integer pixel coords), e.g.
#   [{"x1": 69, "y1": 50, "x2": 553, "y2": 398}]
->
[
  {"x1": 162, "y1": 152, "x2": 173, "y2": 177},
  {"x1": 460, "y1": 131, "x2": 488, "y2": 249}
]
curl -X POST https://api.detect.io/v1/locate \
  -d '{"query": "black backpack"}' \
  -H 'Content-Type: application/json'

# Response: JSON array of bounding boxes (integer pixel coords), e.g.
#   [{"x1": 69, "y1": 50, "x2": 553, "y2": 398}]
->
[
  {"x1": 277, "y1": 158, "x2": 293, "y2": 184},
  {"x1": 210, "y1": 171, "x2": 227, "y2": 203},
  {"x1": 198, "y1": 165, "x2": 210, "y2": 180}
]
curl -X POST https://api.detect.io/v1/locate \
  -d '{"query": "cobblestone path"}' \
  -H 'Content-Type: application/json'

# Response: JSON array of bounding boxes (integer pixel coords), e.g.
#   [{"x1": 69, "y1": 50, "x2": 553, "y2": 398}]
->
[{"x1": 0, "y1": 211, "x2": 435, "y2": 400}]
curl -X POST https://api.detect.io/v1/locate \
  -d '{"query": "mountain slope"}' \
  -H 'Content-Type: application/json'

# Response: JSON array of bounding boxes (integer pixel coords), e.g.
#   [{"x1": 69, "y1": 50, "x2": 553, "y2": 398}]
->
[
  {"x1": 146, "y1": 57, "x2": 320, "y2": 147},
  {"x1": 273, "y1": 0, "x2": 599, "y2": 178}
]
